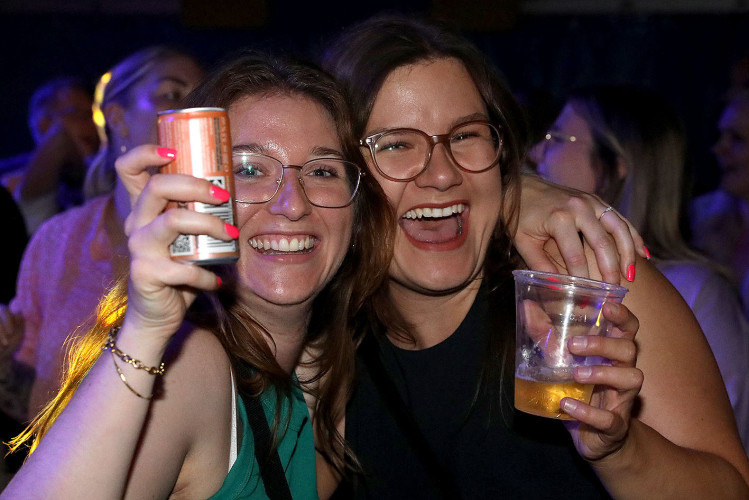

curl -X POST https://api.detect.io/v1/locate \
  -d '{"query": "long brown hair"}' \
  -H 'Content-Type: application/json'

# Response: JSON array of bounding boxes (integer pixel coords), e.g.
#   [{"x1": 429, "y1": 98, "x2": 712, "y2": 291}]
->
[
  {"x1": 323, "y1": 15, "x2": 526, "y2": 416},
  {"x1": 568, "y1": 85, "x2": 723, "y2": 270},
  {"x1": 11, "y1": 51, "x2": 394, "y2": 475}
]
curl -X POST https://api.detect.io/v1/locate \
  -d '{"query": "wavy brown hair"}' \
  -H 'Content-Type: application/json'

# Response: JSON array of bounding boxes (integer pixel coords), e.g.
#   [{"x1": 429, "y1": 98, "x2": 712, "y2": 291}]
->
[
  {"x1": 10, "y1": 51, "x2": 394, "y2": 476},
  {"x1": 323, "y1": 14, "x2": 527, "y2": 417}
]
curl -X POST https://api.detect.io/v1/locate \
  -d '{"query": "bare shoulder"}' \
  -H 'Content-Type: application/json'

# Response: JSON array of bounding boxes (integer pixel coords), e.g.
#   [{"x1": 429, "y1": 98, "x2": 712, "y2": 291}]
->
[
  {"x1": 125, "y1": 325, "x2": 233, "y2": 499},
  {"x1": 157, "y1": 324, "x2": 233, "y2": 434}
]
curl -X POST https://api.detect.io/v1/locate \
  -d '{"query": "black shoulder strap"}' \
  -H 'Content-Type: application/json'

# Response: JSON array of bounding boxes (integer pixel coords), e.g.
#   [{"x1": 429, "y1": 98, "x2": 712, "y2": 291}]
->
[
  {"x1": 358, "y1": 334, "x2": 463, "y2": 500},
  {"x1": 241, "y1": 385, "x2": 293, "y2": 500}
]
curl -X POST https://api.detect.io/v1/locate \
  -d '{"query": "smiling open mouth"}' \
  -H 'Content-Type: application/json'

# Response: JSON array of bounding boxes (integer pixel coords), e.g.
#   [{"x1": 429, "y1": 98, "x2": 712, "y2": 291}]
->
[
  {"x1": 249, "y1": 236, "x2": 316, "y2": 254},
  {"x1": 400, "y1": 203, "x2": 465, "y2": 243}
]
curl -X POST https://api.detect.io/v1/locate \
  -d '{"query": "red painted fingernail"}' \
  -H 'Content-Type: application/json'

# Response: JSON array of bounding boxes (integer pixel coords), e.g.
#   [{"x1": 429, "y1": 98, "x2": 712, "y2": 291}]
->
[
  {"x1": 643, "y1": 245, "x2": 651, "y2": 260},
  {"x1": 225, "y1": 223, "x2": 239, "y2": 239},
  {"x1": 210, "y1": 185, "x2": 231, "y2": 202},
  {"x1": 626, "y1": 264, "x2": 635, "y2": 282},
  {"x1": 217, "y1": 276, "x2": 223, "y2": 287},
  {"x1": 157, "y1": 147, "x2": 177, "y2": 159}
]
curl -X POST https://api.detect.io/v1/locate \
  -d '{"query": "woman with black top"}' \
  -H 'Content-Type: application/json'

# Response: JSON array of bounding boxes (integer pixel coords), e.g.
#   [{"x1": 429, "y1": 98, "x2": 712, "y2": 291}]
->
[{"x1": 322, "y1": 15, "x2": 749, "y2": 499}]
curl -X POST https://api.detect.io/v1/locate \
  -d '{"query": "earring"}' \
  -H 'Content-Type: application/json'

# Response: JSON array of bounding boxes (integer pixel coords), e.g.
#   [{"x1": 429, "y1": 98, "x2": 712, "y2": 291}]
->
[{"x1": 120, "y1": 145, "x2": 127, "y2": 153}]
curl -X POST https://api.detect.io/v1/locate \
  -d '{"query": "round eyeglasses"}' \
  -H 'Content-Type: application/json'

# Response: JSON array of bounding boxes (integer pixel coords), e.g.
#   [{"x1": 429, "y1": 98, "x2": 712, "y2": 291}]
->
[
  {"x1": 360, "y1": 120, "x2": 503, "y2": 182},
  {"x1": 232, "y1": 152, "x2": 363, "y2": 208}
]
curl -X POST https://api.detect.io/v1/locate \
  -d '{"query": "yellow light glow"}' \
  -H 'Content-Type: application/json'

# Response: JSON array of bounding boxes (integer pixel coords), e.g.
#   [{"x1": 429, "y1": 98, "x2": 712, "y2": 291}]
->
[{"x1": 92, "y1": 71, "x2": 112, "y2": 143}]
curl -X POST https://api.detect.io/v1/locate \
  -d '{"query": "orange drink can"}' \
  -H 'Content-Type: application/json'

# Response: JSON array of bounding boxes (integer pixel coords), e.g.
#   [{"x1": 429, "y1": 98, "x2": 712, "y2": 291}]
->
[{"x1": 157, "y1": 107, "x2": 239, "y2": 265}]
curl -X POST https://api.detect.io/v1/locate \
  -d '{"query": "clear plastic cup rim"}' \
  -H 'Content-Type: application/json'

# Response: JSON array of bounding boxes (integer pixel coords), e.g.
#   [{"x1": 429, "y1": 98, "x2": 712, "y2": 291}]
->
[{"x1": 512, "y1": 269, "x2": 628, "y2": 297}]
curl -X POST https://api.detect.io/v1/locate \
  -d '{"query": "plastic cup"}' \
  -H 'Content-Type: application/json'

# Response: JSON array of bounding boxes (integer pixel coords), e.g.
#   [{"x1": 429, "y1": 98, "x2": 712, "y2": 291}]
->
[{"x1": 512, "y1": 270, "x2": 628, "y2": 420}]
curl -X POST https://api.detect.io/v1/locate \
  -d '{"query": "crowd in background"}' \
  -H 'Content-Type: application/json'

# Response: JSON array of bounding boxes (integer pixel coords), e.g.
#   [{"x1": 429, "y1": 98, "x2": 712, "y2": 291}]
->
[{"x1": 1, "y1": 7, "x2": 749, "y2": 498}]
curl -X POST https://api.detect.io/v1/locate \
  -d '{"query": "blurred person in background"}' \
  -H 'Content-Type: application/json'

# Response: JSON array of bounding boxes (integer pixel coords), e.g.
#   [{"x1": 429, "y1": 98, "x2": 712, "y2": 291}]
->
[
  {"x1": 0, "y1": 77, "x2": 99, "y2": 234},
  {"x1": 533, "y1": 85, "x2": 749, "y2": 454},
  {"x1": 0, "y1": 46, "x2": 204, "y2": 430},
  {"x1": 690, "y1": 90, "x2": 749, "y2": 315}
]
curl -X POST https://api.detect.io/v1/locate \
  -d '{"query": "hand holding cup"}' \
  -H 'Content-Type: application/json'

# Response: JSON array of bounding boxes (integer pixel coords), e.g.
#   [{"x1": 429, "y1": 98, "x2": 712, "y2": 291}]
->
[{"x1": 513, "y1": 270, "x2": 628, "y2": 420}]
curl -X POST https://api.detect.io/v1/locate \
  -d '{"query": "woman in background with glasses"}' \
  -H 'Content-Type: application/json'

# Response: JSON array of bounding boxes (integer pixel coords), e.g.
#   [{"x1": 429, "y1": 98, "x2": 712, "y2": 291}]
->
[
  {"x1": 3, "y1": 51, "x2": 393, "y2": 499},
  {"x1": 322, "y1": 15, "x2": 749, "y2": 498},
  {"x1": 532, "y1": 85, "x2": 749, "y2": 455}
]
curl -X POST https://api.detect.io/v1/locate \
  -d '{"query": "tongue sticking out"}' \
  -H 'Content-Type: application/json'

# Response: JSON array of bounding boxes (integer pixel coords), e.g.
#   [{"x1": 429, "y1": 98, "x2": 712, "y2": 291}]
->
[{"x1": 400, "y1": 214, "x2": 463, "y2": 243}]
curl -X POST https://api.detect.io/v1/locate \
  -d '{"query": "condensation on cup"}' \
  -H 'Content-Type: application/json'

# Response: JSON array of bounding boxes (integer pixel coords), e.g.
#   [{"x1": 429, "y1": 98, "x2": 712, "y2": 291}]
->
[{"x1": 157, "y1": 107, "x2": 239, "y2": 265}]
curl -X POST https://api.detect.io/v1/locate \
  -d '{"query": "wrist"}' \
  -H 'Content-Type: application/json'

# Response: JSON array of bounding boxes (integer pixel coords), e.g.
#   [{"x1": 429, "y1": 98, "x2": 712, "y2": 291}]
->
[
  {"x1": 588, "y1": 419, "x2": 646, "y2": 482},
  {"x1": 113, "y1": 320, "x2": 174, "y2": 368}
]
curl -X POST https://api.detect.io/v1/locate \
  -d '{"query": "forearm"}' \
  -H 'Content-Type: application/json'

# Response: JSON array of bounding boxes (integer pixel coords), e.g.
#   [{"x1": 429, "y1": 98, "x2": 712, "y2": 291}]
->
[{"x1": 593, "y1": 419, "x2": 749, "y2": 499}]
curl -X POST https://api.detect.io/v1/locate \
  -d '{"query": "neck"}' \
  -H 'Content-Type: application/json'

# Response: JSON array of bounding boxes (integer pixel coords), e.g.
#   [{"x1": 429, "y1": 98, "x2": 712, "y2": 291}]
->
[
  {"x1": 387, "y1": 278, "x2": 481, "y2": 350},
  {"x1": 237, "y1": 291, "x2": 311, "y2": 374}
]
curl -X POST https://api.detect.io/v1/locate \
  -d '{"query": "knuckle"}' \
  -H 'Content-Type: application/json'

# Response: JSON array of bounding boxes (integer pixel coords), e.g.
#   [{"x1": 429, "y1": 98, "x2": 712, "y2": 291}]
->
[
  {"x1": 623, "y1": 341, "x2": 638, "y2": 362},
  {"x1": 630, "y1": 368, "x2": 644, "y2": 388},
  {"x1": 630, "y1": 315, "x2": 640, "y2": 334},
  {"x1": 146, "y1": 172, "x2": 169, "y2": 194},
  {"x1": 162, "y1": 206, "x2": 185, "y2": 227},
  {"x1": 565, "y1": 195, "x2": 589, "y2": 213},
  {"x1": 129, "y1": 258, "x2": 151, "y2": 284},
  {"x1": 123, "y1": 214, "x2": 137, "y2": 236},
  {"x1": 128, "y1": 229, "x2": 146, "y2": 253},
  {"x1": 548, "y1": 209, "x2": 574, "y2": 226},
  {"x1": 114, "y1": 153, "x2": 128, "y2": 174},
  {"x1": 591, "y1": 235, "x2": 614, "y2": 252},
  {"x1": 600, "y1": 411, "x2": 618, "y2": 431},
  {"x1": 563, "y1": 252, "x2": 587, "y2": 269},
  {"x1": 180, "y1": 261, "x2": 204, "y2": 286}
]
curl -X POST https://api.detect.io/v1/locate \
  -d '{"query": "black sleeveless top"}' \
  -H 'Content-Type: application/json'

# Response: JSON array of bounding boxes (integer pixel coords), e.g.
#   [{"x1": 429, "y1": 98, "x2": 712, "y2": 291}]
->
[{"x1": 335, "y1": 285, "x2": 610, "y2": 499}]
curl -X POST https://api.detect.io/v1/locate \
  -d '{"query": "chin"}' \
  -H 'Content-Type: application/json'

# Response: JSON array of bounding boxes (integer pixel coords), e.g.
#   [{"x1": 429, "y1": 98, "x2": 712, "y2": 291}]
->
[{"x1": 396, "y1": 267, "x2": 481, "y2": 296}]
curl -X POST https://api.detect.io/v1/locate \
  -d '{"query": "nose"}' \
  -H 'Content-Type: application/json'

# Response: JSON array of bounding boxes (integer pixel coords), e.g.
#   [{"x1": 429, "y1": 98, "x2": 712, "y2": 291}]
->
[
  {"x1": 268, "y1": 169, "x2": 312, "y2": 220},
  {"x1": 414, "y1": 143, "x2": 463, "y2": 191}
]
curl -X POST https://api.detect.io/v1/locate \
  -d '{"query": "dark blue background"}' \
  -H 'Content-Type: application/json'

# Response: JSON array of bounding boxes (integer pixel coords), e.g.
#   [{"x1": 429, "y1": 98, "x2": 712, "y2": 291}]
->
[{"x1": 2, "y1": 7, "x2": 747, "y2": 195}]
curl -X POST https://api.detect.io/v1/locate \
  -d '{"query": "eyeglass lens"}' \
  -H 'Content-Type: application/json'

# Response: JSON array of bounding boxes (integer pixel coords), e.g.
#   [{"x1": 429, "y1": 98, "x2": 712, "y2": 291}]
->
[
  {"x1": 372, "y1": 122, "x2": 500, "y2": 180},
  {"x1": 232, "y1": 153, "x2": 360, "y2": 208}
]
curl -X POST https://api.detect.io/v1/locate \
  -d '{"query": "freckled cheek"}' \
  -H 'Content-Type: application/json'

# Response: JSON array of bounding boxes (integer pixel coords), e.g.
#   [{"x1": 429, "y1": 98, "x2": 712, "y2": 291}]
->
[{"x1": 233, "y1": 205, "x2": 259, "y2": 239}]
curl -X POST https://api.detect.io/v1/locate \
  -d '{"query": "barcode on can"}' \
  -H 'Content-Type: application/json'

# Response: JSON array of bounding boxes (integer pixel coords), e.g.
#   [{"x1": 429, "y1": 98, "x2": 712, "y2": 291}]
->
[
  {"x1": 193, "y1": 176, "x2": 238, "y2": 254},
  {"x1": 170, "y1": 234, "x2": 195, "y2": 256}
]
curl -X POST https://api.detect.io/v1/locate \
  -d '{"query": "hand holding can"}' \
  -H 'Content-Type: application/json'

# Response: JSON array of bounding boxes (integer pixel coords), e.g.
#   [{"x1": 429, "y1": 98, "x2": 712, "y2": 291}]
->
[{"x1": 157, "y1": 107, "x2": 239, "y2": 265}]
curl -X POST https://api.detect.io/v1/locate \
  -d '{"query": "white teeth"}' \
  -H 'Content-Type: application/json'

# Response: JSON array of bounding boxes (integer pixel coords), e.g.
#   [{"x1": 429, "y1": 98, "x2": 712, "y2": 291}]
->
[
  {"x1": 403, "y1": 203, "x2": 465, "y2": 220},
  {"x1": 249, "y1": 236, "x2": 315, "y2": 252}
]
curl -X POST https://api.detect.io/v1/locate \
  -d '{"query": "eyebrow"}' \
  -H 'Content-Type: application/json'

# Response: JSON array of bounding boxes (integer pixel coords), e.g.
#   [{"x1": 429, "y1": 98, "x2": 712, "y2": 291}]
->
[
  {"x1": 232, "y1": 144, "x2": 345, "y2": 159},
  {"x1": 364, "y1": 112, "x2": 490, "y2": 137}
]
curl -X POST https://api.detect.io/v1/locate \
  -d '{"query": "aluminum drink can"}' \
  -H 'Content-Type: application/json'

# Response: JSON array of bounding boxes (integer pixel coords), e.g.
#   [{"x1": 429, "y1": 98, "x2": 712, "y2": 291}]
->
[{"x1": 157, "y1": 107, "x2": 239, "y2": 265}]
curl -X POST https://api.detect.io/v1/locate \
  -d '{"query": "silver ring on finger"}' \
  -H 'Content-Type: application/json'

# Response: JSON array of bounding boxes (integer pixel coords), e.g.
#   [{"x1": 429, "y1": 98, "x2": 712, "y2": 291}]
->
[{"x1": 598, "y1": 206, "x2": 615, "y2": 221}]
